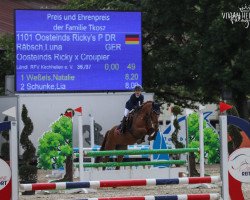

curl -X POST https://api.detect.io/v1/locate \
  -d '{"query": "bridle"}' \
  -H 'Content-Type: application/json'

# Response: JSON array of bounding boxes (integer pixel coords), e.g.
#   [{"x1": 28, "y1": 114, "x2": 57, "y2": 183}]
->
[
  {"x1": 143, "y1": 102, "x2": 160, "y2": 130},
  {"x1": 149, "y1": 109, "x2": 160, "y2": 132}
]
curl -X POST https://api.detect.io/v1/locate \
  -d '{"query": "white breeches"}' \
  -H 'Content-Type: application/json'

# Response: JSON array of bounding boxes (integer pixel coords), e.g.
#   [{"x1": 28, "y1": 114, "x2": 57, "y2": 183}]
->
[{"x1": 124, "y1": 108, "x2": 130, "y2": 117}]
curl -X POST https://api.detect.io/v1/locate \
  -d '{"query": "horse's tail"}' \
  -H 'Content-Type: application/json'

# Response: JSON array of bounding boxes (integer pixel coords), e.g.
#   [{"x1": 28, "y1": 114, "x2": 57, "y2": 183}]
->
[{"x1": 95, "y1": 130, "x2": 109, "y2": 163}]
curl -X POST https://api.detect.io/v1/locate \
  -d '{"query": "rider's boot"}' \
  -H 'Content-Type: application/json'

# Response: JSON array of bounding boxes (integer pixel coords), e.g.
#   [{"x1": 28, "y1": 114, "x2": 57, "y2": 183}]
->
[{"x1": 120, "y1": 116, "x2": 127, "y2": 134}]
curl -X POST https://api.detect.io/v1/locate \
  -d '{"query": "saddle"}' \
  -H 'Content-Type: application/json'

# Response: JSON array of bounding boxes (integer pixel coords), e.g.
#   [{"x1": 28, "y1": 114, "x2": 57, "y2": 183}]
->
[
  {"x1": 126, "y1": 105, "x2": 142, "y2": 130},
  {"x1": 125, "y1": 109, "x2": 146, "y2": 144},
  {"x1": 116, "y1": 106, "x2": 141, "y2": 135},
  {"x1": 115, "y1": 111, "x2": 134, "y2": 135}
]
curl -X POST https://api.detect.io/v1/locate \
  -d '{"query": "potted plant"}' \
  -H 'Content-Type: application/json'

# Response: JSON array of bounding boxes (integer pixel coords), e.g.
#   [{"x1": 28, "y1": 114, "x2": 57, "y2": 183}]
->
[
  {"x1": 171, "y1": 105, "x2": 185, "y2": 166},
  {"x1": 19, "y1": 105, "x2": 37, "y2": 195}
]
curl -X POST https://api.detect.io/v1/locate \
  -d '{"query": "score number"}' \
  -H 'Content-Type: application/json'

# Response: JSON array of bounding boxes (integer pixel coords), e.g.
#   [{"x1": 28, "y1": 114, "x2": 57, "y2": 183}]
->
[
  {"x1": 104, "y1": 63, "x2": 119, "y2": 71},
  {"x1": 125, "y1": 63, "x2": 139, "y2": 89},
  {"x1": 125, "y1": 73, "x2": 139, "y2": 80},
  {"x1": 125, "y1": 82, "x2": 140, "y2": 89},
  {"x1": 127, "y1": 63, "x2": 136, "y2": 70}
]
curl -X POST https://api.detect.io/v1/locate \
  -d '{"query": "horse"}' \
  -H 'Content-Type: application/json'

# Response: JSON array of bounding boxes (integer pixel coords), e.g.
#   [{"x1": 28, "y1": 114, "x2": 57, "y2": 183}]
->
[{"x1": 96, "y1": 101, "x2": 162, "y2": 169}]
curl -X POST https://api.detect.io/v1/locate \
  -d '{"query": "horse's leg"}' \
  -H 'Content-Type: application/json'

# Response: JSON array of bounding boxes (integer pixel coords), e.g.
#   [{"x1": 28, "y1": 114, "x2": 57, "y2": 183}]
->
[
  {"x1": 101, "y1": 131, "x2": 117, "y2": 170},
  {"x1": 116, "y1": 155, "x2": 123, "y2": 170},
  {"x1": 148, "y1": 129, "x2": 158, "y2": 141},
  {"x1": 115, "y1": 145, "x2": 127, "y2": 170},
  {"x1": 134, "y1": 128, "x2": 148, "y2": 144},
  {"x1": 95, "y1": 130, "x2": 110, "y2": 164},
  {"x1": 95, "y1": 156, "x2": 102, "y2": 163}
]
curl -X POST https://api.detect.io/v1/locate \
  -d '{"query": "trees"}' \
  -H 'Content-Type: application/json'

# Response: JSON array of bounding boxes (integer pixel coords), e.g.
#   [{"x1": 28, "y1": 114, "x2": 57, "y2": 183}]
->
[
  {"x1": 0, "y1": 34, "x2": 14, "y2": 94},
  {"x1": 187, "y1": 112, "x2": 220, "y2": 176},
  {"x1": 64, "y1": 0, "x2": 249, "y2": 119},
  {"x1": 141, "y1": 0, "x2": 250, "y2": 119},
  {"x1": 188, "y1": 1, "x2": 250, "y2": 119},
  {"x1": 19, "y1": 105, "x2": 37, "y2": 184},
  {"x1": 188, "y1": 113, "x2": 220, "y2": 164},
  {"x1": 0, "y1": 0, "x2": 248, "y2": 119},
  {"x1": 170, "y1": 106, "x2": 185, "y2": 166},
  {"x1": 37, "y1": 115, "x2": 73, "y2": 181}
]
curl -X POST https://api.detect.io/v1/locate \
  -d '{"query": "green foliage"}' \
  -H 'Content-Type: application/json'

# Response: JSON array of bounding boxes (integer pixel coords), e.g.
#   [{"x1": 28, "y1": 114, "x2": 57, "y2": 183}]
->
[
  {"x1": 19, "y1": 104, "x2": 37, "y2": 182},
  {"x1": 20, "y1": 105, "x2": 36, "y2": 162},
  {"x1": 0, "y1": 34, "x2": 14, "y2": 95},
  {"x1": 188, "y1": 113, "x2": 220, "y2": 164},
  {"x1": 0, "y1": 1, "x2": 248, "y2": 118},
  {"x1": 171, "y1": 106, "x2": 182, "y2": 117},
  {"x1": 37, "y1": 116, "x2": 73, "y2": 170},
  {"x1": 204, "y1": 128, "x2": 220, "y2": 162},
  {"x1": 63, "y1": 0, "x2": 250, "y2": 119},
  {"x1": 64, "y1": 0, "x2": 139, "y2": 11},
  {"x1": 171, "y1": 105, "x2": 184, "y2": 156}
]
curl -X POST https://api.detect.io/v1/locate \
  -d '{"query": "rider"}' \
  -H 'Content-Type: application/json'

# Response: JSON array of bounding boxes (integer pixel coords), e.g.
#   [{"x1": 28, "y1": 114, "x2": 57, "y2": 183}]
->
[{"x1": 120, "y1": 85, "x2": 144, "y2": 133}]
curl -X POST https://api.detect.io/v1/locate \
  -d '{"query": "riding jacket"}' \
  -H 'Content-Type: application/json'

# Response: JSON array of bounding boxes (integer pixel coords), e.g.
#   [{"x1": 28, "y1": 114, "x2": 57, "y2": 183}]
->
[{"x1": 125, "y1": 93, "x2": 144, "y2": 111}]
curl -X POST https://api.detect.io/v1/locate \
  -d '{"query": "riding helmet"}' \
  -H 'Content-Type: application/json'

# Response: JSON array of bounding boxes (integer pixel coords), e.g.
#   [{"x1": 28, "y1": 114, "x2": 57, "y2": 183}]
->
[{"x1": 134, "y1": 85, "x2": 143, "y2": 91}]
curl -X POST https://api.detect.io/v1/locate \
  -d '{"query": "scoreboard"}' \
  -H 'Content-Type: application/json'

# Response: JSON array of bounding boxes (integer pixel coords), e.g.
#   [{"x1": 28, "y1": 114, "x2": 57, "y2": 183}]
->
[{"x1": 15, "y1": 10, "x2": 142, "y2": 92}]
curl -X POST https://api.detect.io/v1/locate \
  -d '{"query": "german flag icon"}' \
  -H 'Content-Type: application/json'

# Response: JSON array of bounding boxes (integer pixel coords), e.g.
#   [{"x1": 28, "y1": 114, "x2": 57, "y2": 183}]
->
[{"x1": 125, "y1": 34, "x2": 140, "y2": 44}]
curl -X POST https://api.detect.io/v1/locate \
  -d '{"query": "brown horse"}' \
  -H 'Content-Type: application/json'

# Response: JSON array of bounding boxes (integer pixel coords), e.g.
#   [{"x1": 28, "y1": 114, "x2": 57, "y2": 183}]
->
[{"x1": 96, "y1": 101, "x2": 161, "y2": 168}]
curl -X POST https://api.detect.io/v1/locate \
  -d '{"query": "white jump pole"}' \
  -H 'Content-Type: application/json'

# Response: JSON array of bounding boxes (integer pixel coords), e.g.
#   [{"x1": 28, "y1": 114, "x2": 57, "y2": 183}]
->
[
  {"x1": 198, "y1": 109, "x2": 205, "y2": 177},
  {"x1": 90, "y1": 116, "x2": 95, "y2": 163},
  {"x1": 219, "y1": 115, "x2": 229, "y2": 200},
  {"x1": 10, "y1": 121, "x2": 18, "y2": 200},
  {"x1": 170, "y1": 114, "x2": 175, "y2": 134},
  {"x1": 78, "y1": 115, "x2": 84, "y2": 182},
  {"x1": 184, "y1": 108, "x2": 193, "y2": 177}
]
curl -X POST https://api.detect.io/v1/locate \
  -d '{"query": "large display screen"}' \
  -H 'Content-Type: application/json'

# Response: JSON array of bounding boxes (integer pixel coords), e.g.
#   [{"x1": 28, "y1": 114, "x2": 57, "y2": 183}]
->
[{"x1": 15, "y1": 10, "x2": 142, "y2": 92}]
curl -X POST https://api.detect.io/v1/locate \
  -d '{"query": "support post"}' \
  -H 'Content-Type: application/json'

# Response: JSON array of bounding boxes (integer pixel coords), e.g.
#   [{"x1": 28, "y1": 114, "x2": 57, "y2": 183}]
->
[
  {"x1": 185, "y1": 115, "x2": 190, "y2": 176},
  {"x1": 78, "y1": 116, "x2": 84, "y2": 182},
  {"x1": 219, "y1": 115, "x2": 229, "y2": 200},
  {"x1": 10, "y1": 121, "x2": 18, "y2": 200},
  {"x1": 90, "y1": 116, "x2": 95, "y2": 163},
  {"x1": 199, "y1": 111, "x2": 205, "y2": 177}
]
